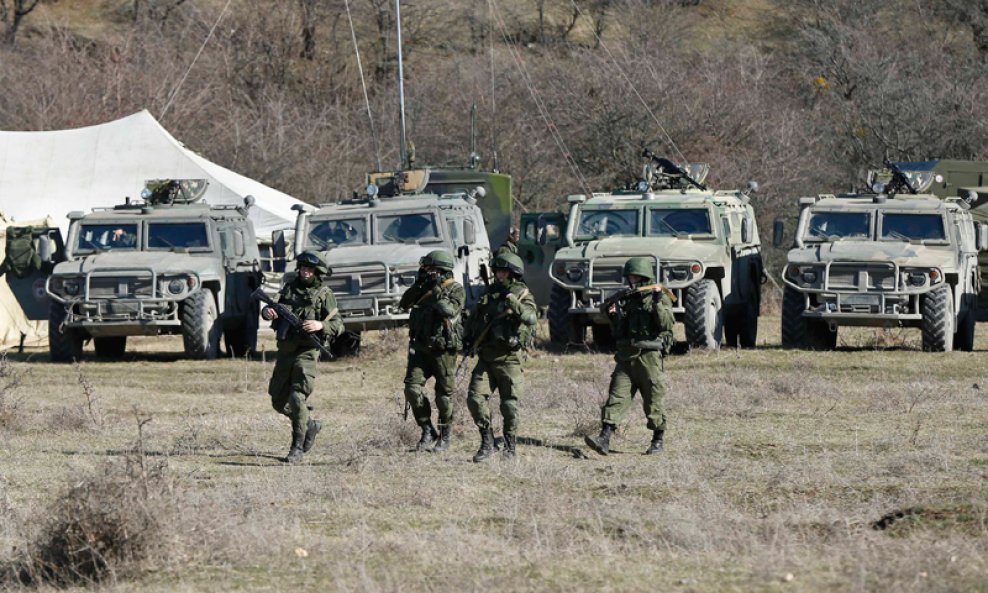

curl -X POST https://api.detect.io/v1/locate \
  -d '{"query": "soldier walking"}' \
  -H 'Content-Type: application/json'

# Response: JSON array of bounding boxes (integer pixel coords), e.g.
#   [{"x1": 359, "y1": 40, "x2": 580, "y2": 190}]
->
[
  {"x1": 465, "y1": 252, "x2": 537, "y2": 462},
  {"x1": 399, "y1": 250, "x2": 465, "y2": 452},
  {"x1": 585, "y1": 257, "x2": 675, "y2": 456},
  {"x1": 262, "y1": 250, "x2": 343, "y2": 464}
]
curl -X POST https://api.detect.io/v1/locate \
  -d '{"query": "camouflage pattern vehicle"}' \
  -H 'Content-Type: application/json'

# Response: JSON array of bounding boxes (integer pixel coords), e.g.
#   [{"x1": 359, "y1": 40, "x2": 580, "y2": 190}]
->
[
  {"x1": 777, "y1": 162, "x2": 988, "y2": 352},
  {"x1": 542, "y1": 153, "x2": 765, "y2": 350},
  {"x1": 46, "y1": 180, "x2": 263, "y2": 361},
  {"x1": 290, "y1": 168, "x2": 512, "y2": 354}
]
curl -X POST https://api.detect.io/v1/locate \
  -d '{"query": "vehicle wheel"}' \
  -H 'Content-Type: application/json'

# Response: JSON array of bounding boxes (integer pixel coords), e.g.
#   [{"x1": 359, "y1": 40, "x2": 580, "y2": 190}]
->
[
  {"x1": 591, "y1": 323, "x2": 615, "y2": 351},
  {"x1": 921, "y1": 285, "x2": 954, "y2": 352},
  {"x1": 330, "y1": 330, "x2": 361, "y2": 358},
  {"x1": 684, "y1": 279, "x2": 723, "y2": 350},
  {"x1": 93, "y1": 337, "x2": 127, "y2": 358},
  {"x1": 548, "y1": 284, "x2": 585, "y2": 346},
  {"x1": 49, "y1": 302, "x2": 83, "y2": 363},
  {"x1": 781, "y1": 286, "x2": 835, "y2": 350},
  {"x1": 182, "y1": 289, "x2": 221, "y2": 359},
  {"x1": 224, "y1": 299, "x2": 259, "y2": 358},
  {"x1": 953, "y1": 292, "x2": 976, "y2": 352}
]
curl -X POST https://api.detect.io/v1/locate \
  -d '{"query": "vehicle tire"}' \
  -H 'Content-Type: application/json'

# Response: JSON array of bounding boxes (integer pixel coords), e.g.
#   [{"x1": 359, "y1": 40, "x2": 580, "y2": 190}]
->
[
  {"x1": 591, "y1": 323, "x2": 615, "y2": 351},
  {"x1": 921, "y1": 285, "x2": 954, "y2": 352},
  {"x1": 684, "y1": 279, "x2": 723, "y2": 350},
  {"x1": 224, "y1": 299, "x2": 259, "y2": 358},
  {"x1": 548, "y1": 284, "x2": 585, "y2": 346},
  {"x1": 93, "y1": 337, "x2": 127, "y2": 358},
  {"x1": 182, "y1": 289, "x2": 221, "y2": 359},
  {"x1": 330, "y1": 330, "x2": 361, "y2": 358},
  {"x1": 953, "y1": 291, "x2": 976, "y2": 352},
  {"x1": 781, "y1": 286, "x2": 835, "y2": 350},
  {"x1": 49, "y1": 302, "x2": 83, "y2": 363}
]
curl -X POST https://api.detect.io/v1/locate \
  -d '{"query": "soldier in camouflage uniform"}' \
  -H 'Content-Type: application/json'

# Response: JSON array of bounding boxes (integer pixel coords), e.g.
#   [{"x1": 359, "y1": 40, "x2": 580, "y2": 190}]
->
[
  {"x1": 262, "y1": 250, "x2": 343, "y2": 464},
  {"x1": 465, "y1": 252, "x2": 537, "y2": 462},
  {"x1": 585, "y1": 257, "x2": 675, "y2": 456},
  {"x1": 399, "y1": 250, "x2": 465, "y2": 452},
  {"x1": 494, "y1": 226, "x2": 520, "y2": 257}
]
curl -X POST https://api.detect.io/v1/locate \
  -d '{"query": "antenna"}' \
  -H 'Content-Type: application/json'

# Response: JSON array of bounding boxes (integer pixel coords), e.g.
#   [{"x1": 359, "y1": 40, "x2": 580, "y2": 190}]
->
[
  {"x1": 395, "y1": 0, "x2": 409, "y2": 169},
  {"x1": 469, "y1": 103, "x2": 480, "y2": 169}
]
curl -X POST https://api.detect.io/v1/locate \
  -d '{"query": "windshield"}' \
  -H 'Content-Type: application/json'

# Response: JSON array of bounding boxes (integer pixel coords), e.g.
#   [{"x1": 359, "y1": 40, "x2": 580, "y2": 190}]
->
[
  {"x1": 308, "y1": 218, "x2": 368, "y2": 248},
  {"x1": 648, "y1": 208, "x2": 713, "y2": 236},
  {"x1": 376, "y1": 213, "x2": 441, "y2": 244},
  {"x1": 880, "y1": 213, "x2": 947, "y2": 242},
  {"x1": 804, "y1": 211, "x2": 872, "y2": 241},
  {"x1": 75, "y1": 223, "x2": 138, "y2": 252},
  {"x1": 577, "y1": 209, "x2": 639, "y2": 238},
  {"x1": 147, "y1": 222, "x2": 210, "y2": 250}
]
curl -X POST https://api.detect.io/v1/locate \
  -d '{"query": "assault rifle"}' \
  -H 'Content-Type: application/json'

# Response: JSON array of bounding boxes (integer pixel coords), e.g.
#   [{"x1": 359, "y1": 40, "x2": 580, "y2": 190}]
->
[
  {"x1": 598, "y1": 283, "x2": 676, "y2": 314},
  {"x1": 251, "y1": 287, "x2": 335, "y2": 360},
  {"x1": 883, "y1": 158, "x2": 918, "y2": 196}
]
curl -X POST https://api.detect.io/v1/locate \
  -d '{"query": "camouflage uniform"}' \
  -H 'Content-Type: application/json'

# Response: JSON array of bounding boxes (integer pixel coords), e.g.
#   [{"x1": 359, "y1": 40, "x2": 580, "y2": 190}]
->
[
  {"x1": 399, "y1": 250, "x2": 465, "y2": 452},
  {"x1": 266, "y1": 251, "x2": 343, "y2": 463},
  {"x1": 586, "y1": 257, "x2": 675, "y2": 456},
  {"x1": 466, "y1": 253, "x2": 537, "y2": 461}
]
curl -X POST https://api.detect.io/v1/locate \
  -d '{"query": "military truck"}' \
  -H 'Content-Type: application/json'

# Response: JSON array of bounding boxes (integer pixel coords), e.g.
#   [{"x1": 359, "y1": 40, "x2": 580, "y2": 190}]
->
[
  {"x1": 288, "y1": 168, "x2": 512, "y2": 353},
  {"x1": 541, "y1": 153, "x2": 765, "y2": 350},
  {"x1": 776, "y1": 162, "x2": 988, "y2": 352},
  {"x1": 46, "y1": 180, "x2": 263, "y2": 361}
]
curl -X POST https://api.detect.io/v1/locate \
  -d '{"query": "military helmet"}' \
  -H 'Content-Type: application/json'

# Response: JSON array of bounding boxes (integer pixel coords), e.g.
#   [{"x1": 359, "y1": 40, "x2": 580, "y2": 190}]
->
[
  {"x1": 419, "y1": 249, "x2": 455, "y2": 271},
  {"x1": 492, "y1": 252, "x2": 524, "y2": 277},
  {"x1": 297, "y1": 250, "x2": 331, "y2": 277},
  {"x1": 623, "y1": 257, "x2": 654, "y2": 281}
]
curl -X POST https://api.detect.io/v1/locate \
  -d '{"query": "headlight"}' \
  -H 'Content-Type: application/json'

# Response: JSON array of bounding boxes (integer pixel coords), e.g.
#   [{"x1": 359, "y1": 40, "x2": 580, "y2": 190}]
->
[
  {"x1": 801, "y1": 271, "x2": 817, "y2": 284},
  {"x1": 906, "y1": 272, "x2": 927, "y2": 287},
  {"x1": 64, "y1": 279, "x2": 80, "y2": 296},
  {"x1": 554, "y1": 261, "x2": 585, "y2": 282},
  {"x1": 566, "y1": 267, "x2": 584, "y2": 282},
  {"x1": 167, "y1": 279, "x2": 186, "y2": 295}
]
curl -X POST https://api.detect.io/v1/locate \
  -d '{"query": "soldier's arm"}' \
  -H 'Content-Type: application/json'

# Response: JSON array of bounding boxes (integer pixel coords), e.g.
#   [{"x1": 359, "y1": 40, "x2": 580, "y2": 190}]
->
[
  {"x1": 433, "y1": 282, "x2": 465, "y2": 318},
  {"x1": 320, "y1": 290, "x2": 344, "y2": 338},
  {"x1": 653, "y1": 291, "x2": 675, "y2": 332},
  {"x1": 515, "y1": 288, "x2": 538, "y2": 326}
]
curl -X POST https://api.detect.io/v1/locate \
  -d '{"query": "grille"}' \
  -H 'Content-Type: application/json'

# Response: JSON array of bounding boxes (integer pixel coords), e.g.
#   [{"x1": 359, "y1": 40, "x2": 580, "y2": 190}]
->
[
  {"x1": 826, "y1": 265, "x2": 895, "y2": 291},
  {"x1": 89, "y1": 276, "x2": 154, "y2": 298},
  {"x1": 590, "y1": 266, "x2": 623, "y2": 286},
  {"x1": 328, "y1": 267, "x2": 389, "y2": 296}
]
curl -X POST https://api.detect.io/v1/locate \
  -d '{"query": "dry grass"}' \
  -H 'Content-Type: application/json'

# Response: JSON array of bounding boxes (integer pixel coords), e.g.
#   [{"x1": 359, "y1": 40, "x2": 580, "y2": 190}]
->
[{"x1": 0, "y1": 319, "x2": 986, "y2": 592}]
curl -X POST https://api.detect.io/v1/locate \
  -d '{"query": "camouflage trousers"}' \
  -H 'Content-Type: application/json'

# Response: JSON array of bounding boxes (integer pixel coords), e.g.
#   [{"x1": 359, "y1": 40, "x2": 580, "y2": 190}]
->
[
  {"x1": 601, "y1": 349, "x2": 667, "y2": 432},
  {"x1": 268, "y1": 346, "x2": 319, "y2": 437},
  {"x1": 467, "y1": 353, "x2": 523, "y2": 439},
  {"x1": 403, "y1": 346, "x2": 457, "y2": 428}
]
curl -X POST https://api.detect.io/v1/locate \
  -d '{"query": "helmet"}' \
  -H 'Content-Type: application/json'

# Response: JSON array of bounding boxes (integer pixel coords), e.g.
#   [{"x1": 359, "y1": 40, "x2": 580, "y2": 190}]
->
[
  {"x1": 492, "y1": 253, "x2": 524, "y2": 277},
  {"x1": 623, "y1": 257, "x2": 654, "y2": 281},
  {"x1": 419, "y1": 250, "x2": 455, "y2": 271},
  {"x1": 297, "y1": 250, "x2": 331, "y2": 277}
]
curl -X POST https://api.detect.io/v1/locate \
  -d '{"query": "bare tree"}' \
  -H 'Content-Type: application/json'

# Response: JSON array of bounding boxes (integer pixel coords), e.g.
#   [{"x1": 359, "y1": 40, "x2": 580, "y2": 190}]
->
[{"x1": 0, "y1": 0, "x2": 42, "y2": 44}]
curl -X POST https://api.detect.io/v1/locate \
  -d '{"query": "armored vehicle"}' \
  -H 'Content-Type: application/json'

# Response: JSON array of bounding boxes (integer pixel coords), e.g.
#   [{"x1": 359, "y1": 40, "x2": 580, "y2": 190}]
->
[
  {"x1": 46, "y1": 180, "x2": 263, "y2": 361},
  {"x1": 289, "y1": 168, "x2": 512, "y2": 353},
  {"x1": 543, "y1": 153, "x2": 764, "y2": 350},
  {"x1": 777, "y1": 162, "x2": 988, "y2": 352}
]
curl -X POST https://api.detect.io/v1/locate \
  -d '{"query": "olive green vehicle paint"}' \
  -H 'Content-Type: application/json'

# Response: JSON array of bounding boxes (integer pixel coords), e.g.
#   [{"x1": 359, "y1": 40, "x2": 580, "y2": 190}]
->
[
  {"x1": 46, "y1": 180, "x2": 263, "y2": 361},
  {"x1": 535, "y1": 154, "x2": 765, "y2": 350},
  {"x1": 777, "y1": 161, "x2": 988, "y2": 352}
]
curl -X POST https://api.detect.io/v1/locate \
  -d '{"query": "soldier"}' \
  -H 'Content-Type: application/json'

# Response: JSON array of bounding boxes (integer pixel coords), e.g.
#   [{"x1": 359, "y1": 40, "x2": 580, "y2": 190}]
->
[
  {"x1": 585, "y1": 257, "x2": 675, "y2": 456},
  {"x1": 465, "y1": 252, "x2": 537, "y2": 462},
  {"x1": 494, "y1": 226, "x2": 520, "y2": 257},
  {"x1": 399, "y1": 250, "x2": 465, "y2": 452},
  {"x1": 261, "y1": 250, "x2": 343, "y2": 464}
]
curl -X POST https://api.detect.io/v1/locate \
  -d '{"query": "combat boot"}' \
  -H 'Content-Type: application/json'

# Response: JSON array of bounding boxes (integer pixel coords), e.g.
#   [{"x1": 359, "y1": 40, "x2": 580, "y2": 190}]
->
[
  {"x1": 472, "y1": 428, "x2": 495, "y2": 463},
  {"x1": 502, "y1": 435, "x2": 517, "y2": 459},
  {"x1": 416, "y1": 421, "x2": 439, "y2": 451},
  {"x1": 432, "y1": 423, "x2": 451, "y2": 453},
  {"x1": 285, "y1": 428, "x2": 305, "y2": 464},
  {"x1": 645, "y1": 430, "x2": 664, "y2": 455},
  {"x1": 584, "y1": 423, "x2": 614, "y2": 456},
  {"x1": 302, "y1": 419, "x2": 322, "y2": 453}
]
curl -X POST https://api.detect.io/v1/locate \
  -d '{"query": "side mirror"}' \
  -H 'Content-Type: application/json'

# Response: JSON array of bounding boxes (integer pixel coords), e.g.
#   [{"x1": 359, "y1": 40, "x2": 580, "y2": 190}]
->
[
  {"x1": 271, "y1": 230, "x2": 287, "y2": 259},
  {"x1": 741, "y1": 217, "x2": 752, "y2": 244},
  {"x1": 233, "y1": 230, "x2": 245, "y2": 257},
  {"x1": 772, "y1": 218, "x2": 784, "y2": 248},
  {"x1": 978, "y1": 223, "x2": 988, "y2": 252},
  {"x1": 37, "y1": 234, "x2": 53, "y2": 263},
  {"x1": 464, "y1": 219, "x2": 477, "y2": 245}
]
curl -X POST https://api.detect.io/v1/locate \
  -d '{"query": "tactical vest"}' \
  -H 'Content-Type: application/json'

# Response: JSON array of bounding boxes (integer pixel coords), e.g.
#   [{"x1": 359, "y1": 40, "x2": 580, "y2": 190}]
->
[
  {"x1": 613, "y1": 291, "x2": 673, "y2": 355},
  {"x1": 408, "y1": 277, "x2": 463, "y2": 352}
]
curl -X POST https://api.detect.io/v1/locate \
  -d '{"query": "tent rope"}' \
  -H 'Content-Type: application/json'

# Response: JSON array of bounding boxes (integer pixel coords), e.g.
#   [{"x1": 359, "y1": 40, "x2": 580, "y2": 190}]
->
[
  {"x1": 160, "y1": 0, "x2": 233, "y2": 119},
  {"x1": 345, "y1": 0, "x2": 382, "y2": 171}
]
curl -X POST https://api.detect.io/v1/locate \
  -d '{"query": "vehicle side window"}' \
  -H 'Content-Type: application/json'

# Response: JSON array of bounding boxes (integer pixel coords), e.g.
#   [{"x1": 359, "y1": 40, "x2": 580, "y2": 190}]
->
[{"x1": 523, "y1": 221, "x2": 536, "y2": 241}]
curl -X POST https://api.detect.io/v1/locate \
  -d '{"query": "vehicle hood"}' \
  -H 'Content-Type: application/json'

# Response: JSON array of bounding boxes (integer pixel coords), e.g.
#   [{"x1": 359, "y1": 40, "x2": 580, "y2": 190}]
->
[
  {"x1": 322, "y1": 243, "x2": 457, "y2": 270},
  {"x1": 52, "y1": 251, "x2": 221, "y2": 277},
  {"x1": 555, "y1": 237, "x2": 726, "y2": 264},
  {"x1": 788, "y1": 241, "x2": 958, "y2": 269}
]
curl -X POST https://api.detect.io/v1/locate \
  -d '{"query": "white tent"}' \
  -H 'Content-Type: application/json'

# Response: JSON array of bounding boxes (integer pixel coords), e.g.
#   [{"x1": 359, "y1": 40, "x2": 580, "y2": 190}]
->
[{"x1": 0, "y1": 110, "x2": 306, "y2": 237}]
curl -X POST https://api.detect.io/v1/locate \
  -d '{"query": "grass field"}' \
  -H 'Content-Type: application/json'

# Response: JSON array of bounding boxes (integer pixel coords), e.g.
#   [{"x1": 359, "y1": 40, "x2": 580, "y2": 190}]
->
[{"x1": 1, "y1": 318, "x2": 986, "y2": 592}]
